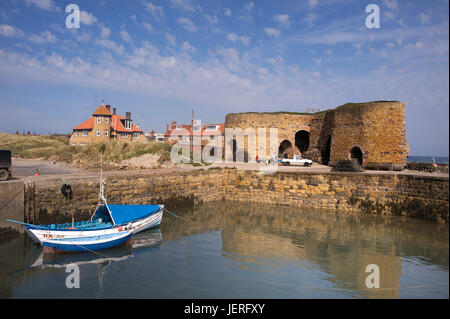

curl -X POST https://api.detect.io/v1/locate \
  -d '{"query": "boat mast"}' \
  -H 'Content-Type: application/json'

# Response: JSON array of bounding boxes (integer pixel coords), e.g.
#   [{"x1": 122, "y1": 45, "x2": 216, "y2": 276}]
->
[{"x1": 99, "y1": 150, "x2": 106, "y2": 204}]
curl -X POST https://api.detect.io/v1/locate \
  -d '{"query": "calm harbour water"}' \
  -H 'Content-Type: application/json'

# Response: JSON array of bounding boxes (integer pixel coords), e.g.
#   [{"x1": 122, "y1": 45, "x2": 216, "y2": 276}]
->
[{"x1": 0, "y1": 201, "x2": 448, "y2": 299}]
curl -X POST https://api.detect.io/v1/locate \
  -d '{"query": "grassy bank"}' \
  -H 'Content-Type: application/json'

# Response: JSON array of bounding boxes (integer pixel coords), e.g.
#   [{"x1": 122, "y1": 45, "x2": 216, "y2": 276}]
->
[{"x1": 0, "y1": 133, "x2": 172, "y2": 168}]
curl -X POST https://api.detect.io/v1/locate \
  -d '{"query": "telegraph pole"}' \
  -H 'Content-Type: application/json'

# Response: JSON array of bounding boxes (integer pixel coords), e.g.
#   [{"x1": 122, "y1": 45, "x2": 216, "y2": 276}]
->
[{"x1": 191, "y1": 109, "x2": 194, "y2": 163}]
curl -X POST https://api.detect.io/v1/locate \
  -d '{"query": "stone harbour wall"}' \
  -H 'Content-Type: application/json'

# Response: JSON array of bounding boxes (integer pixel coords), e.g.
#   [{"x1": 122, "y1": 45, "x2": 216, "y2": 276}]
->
[{"x1": 17, "y1": 169, "x2": 449, "y2": 228}]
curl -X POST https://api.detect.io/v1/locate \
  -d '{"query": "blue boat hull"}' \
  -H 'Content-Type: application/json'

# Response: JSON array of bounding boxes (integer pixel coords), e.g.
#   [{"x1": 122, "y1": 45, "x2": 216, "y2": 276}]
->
[{"x1": 42, "y1": 232, "x2": 133, "y2": 253}]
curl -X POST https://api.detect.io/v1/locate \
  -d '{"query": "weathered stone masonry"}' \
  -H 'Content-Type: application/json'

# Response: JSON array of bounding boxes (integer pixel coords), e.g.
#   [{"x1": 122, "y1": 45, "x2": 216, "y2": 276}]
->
[
  {"x1": 20, "y1": 169, "x2": 449, "y2": 227},
  {"x1": 225, "y1": 101, "x2": 409, "y2": 170}
]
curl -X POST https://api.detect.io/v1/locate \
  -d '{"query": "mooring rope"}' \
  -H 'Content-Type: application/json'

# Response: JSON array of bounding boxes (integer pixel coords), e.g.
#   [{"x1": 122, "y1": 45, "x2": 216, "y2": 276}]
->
[
  {"x1": 164, "y1": 208, "x2": 185, "y2": 220},
  {"x1": 0, "y1": 187, "x2": 23, "y2": 211}
]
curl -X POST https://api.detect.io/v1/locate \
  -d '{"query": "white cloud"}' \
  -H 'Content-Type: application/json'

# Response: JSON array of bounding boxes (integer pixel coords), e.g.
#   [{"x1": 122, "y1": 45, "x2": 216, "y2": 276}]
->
[
  {"x1": 177, "y1": 17, "x2": 198, "y2": 32},
  {"x1": 264, "y1": 28, "x2": 280, "y2": 37},
  {"x1": 76, "y1": 32, "x2": 91, "y2": 42},
  {"x1": 305, "y1": 13, "x2": 317, "y2": 27},
  {"x1": 96, "y1": 39, "x2": 125, "y2": 55},
  {"x1": 420, "y1": 12, "x2": 430, "y2": 25},
  {"x1": 383, "y1": 0, "x2": 398, "y2": 10},
  {"x1": 142, "y1": 22, "x2": 154, "y2": 32},
  {"x1": 100, "y1": 26, "x2": 110, "y2": 38},
  {"x1": 225, "y1": 8, "x2": 231, "y2": 17},
  {"x1": 28, "y1": 30, "x2": 57, "y2": 44},
  {"x1": 227, "y1": 33, "x2": 238, "y2": 42},
  {"x1": 0, "y1": 24, "x2": 24, "y2": 37},
  {"x1": 313, "y1": 58, "x2": 322, "y2": 66},
  {"x1": 80, "y1": 11, "x2": 98, "y2": 26},
  {"x1": 25, "y1": 0, "x2": 59, "y2": 12},
  {"x1": 227, "y1": 33, "x2": 250, "y2": 45},
  {"x1": 244, "y1": 2, "x2": 254, "y2": 11},
  {"x1": 240, "y1": 36, "x2": 250, "y2": 46},
  {"x1": 165, "y1": 32, "x2": 176, "y2": 46},
  {"x1": 273, "y1": 14, "x2": 291, "y2": 27},
  {"x1": 266, "y1": 56, "x2": 284, "y2": 65},
  {"x1": 181, "y1": 41, "x2": 196, "y2": 53},
  {"x1": 142, "y1": 1, "x2": 164, "y2": 19},
  {"x1": 170, "y1": 0, "x2": 196, "y2": 12},
  {"x1": 308, "y1": 0, "x2": 318, "y2": 9},
  {"x1": 120, "y1": 30, "x2": 133, "y2": 44},
  {"x1": 205, "y1": 14, "x2": 218, "y2": 25}
]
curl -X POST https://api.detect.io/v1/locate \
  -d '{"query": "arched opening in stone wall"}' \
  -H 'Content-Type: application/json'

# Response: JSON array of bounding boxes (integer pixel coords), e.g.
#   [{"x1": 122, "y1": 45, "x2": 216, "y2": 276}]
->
[
  {"x1": 295, "y1": 130, "x2": 310, "y2": 155},
  {"x1": 322, "y1": 135, "x2": 332, "y2": 165},
  {"x1": 350, "y1": 146, "x2": 363, "y2": 166},
  {"x1": 278, "y1": 140, "x2": 293, "y2": 158},
  {"x1": 232, "y1": 139, "x2": 237, "y2": 162}
]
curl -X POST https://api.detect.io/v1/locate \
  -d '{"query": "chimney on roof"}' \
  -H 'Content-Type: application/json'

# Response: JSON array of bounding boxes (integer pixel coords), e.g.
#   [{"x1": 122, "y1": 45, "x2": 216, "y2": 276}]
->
[
  {"x1": 126, "y1": 112, "x2": 131, "y2": 120},
  {"x1": 106, "y1": 104, "x2": 111, "y2": 112},
  {"x1": 113, "y1": 107, "x2": 116, "y2": 115}
]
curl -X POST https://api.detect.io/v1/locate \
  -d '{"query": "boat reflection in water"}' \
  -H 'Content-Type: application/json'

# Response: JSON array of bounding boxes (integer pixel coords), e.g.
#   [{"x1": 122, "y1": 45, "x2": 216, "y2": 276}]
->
[{"x1": 29, "y1": 229, "x2": 164, "y2": 269}]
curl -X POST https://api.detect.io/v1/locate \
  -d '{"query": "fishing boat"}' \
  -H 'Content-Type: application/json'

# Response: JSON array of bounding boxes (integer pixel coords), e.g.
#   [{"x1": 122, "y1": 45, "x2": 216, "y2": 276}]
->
[
  {"x1": 42, "y1": 230, "x2": 133, "y2": 254},
  {"x1": 7, "y1": 152, "x2": 164, "y2": 245}
]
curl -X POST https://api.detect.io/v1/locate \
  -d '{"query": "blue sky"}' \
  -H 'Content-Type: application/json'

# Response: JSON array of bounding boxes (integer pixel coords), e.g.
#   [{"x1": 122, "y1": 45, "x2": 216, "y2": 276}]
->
[{"x1": 0, "y1": 0, "x2": 448, "y2": 156}]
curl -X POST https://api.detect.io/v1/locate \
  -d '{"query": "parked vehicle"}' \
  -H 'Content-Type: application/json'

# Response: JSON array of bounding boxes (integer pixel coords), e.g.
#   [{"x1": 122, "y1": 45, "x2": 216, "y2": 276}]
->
[
  {"x1": 0, "y1": 150, "x2": 12, "y2": 181},
  {"x1": 280, "y1": 154, "x2": 313, "y2": 167}
]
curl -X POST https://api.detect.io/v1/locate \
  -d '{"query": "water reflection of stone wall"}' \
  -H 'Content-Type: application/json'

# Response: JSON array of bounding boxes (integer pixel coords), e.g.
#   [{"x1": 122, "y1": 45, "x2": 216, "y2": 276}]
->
[{"x1": 161, "y1": 201, "x2": 449, "y2": 299}]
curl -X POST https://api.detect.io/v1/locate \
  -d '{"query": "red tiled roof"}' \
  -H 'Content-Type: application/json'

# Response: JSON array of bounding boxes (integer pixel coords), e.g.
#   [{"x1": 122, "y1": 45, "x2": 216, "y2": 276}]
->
[
  {"x1": 73, "y1": 117, "x2": 94, "y2": 130},
  {"x1": 111, "y1": 115, "x2": 143, "y2": 133},
  {"x1": 164, "y1": 123, "x2": 224, "y2": 137},
  {"x1": 73, "y1": 106, "x2": 143, "y2": 133},
  {"x1": 92, "y1": 104, "x2": 112, "y2": 116}
]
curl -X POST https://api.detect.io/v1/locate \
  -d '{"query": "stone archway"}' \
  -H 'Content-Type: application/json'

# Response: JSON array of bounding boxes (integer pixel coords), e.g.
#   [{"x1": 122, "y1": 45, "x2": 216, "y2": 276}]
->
[
  {"x1": 322, "y1": 135, "x2": 332, "y2": 165},
  {"x1": 278, "y1": 140, "x2": 294, "y2": 158},
  {"x1": 295, "y1": 130, "x2": 310, "y2": 155},
  {"x1": 350, "y1": 146, "x2": 363, "y2": 166}
]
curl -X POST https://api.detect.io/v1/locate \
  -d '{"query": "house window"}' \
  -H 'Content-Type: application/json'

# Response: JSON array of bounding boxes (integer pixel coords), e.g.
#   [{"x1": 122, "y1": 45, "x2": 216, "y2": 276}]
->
[
  {"x1": 96, "y1": 130, "x2": 100, "y2": 137},
  {"x1": 206, "y1": 125, "x2": 217, "y2": 131},
  {"x1": 125, "y1": 120, "x2": 132, "y2": 129},
  {"x1": 133, "y1": 133, "x2": 140, "y2": 138},
  {"x1": 210, "y1": 135, "x2": 214, "y2": 141},
  {"x1": 75, "y1": 131, "x2": 78, "y2": 137},
  {"x1": 105, "y1": 130, "x2": 109, "y2": 137},
  {"x1": 121, "y1": 133, "x2": 128, "y2": 138},
  {"x1": 105, "y1": 117, "x2": 109, "y2": 124},
  {"x1": 193, "y1": 125, "x2": 201, "y2": 131},
  {"x1": 96, "y1": 117, "x2": 101, "y2": 124},
  {"x1": 82, "y1": 130, "x2": 88, "y2": 137},
  {"x1": 177, "y1": 124, "x2": 182, "y2": 130}
]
